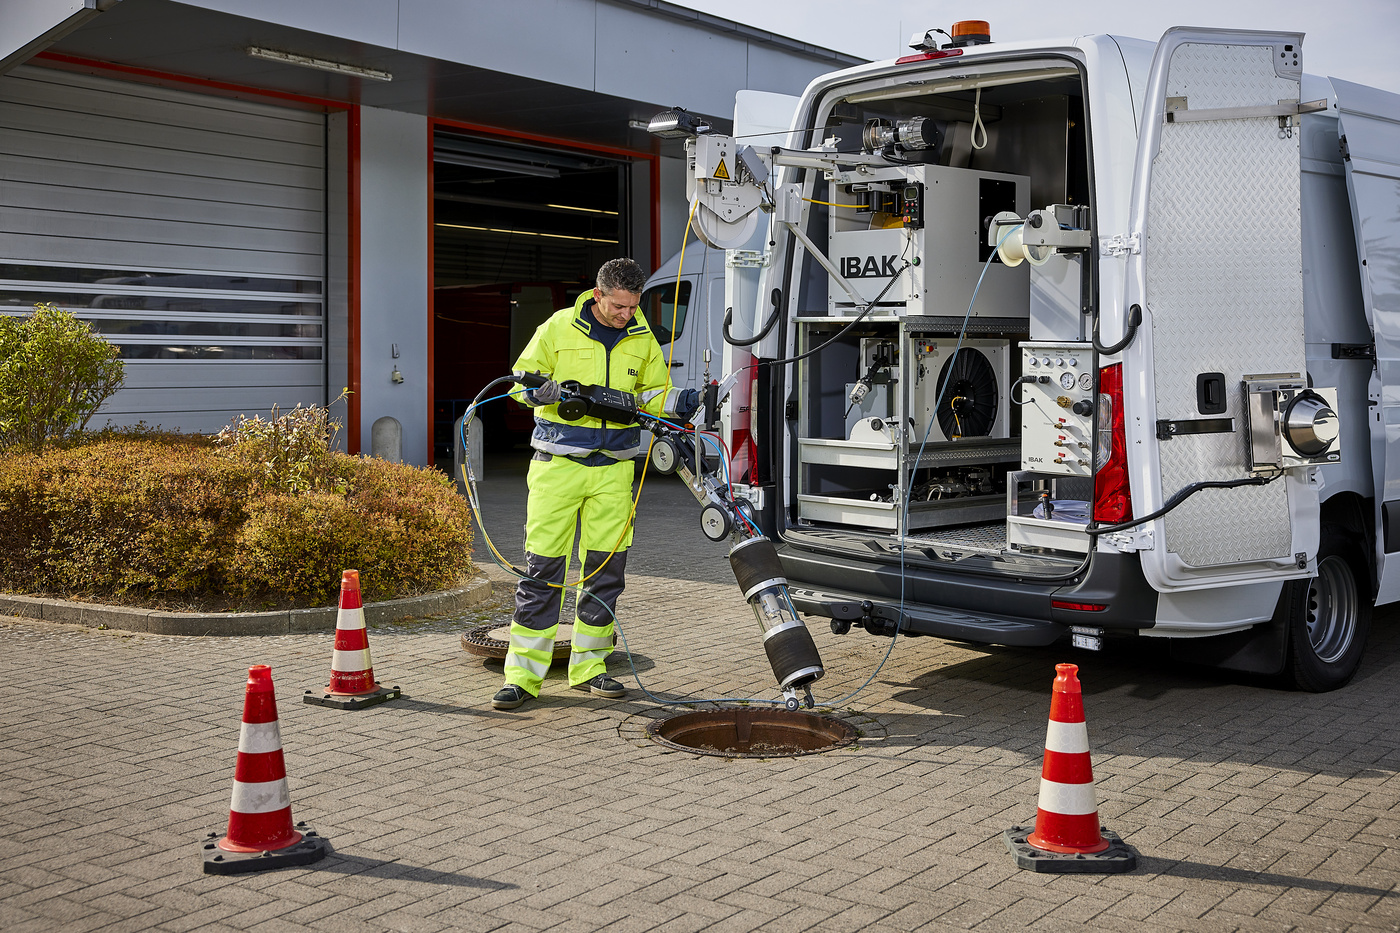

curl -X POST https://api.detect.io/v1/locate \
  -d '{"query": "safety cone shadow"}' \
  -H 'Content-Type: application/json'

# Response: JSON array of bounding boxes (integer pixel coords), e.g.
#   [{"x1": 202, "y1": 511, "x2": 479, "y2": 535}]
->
[
  {"x1": 201, "y1": 665, "x2": 328, "y2": 874},
  {"x1": 1003, "y1": 662, "x2": 1138, "y2": 873},
  {"x1": 304, "y1": 570, "x2": 401, "y2": 710}
]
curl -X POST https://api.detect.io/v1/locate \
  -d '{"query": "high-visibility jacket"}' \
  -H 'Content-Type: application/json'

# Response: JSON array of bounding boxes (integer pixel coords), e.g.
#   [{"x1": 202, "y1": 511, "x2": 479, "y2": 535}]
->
[{"x1": 511, "y1": 291, "x2": 687, "y2": 461}]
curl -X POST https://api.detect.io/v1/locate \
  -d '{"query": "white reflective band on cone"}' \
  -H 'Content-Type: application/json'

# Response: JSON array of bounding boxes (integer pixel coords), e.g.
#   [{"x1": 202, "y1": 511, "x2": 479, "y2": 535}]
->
[
  {"x1": 1044, "y1": 720, "x2": 1090, "y2": 754},
  {"x1": 237, "y1": 721, "x2": 283, "y2": 754},
  {"x1": 1037, "y1": 778, "x2": 1099, "y2": 816},
  {"x1": 230, "y1": 778, "x2": 292, "y2": 814},
  {"x1": 336, "y1": 608, "x2": 366, "y2": 631},
  {"x1": 331, "y1": 649, "x2": 372, "y2": 672}
]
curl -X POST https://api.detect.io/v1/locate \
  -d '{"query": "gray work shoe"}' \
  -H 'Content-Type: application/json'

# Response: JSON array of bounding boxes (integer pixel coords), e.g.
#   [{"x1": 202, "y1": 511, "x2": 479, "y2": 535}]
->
[
  {"x1": 492, "y1": 685, "x2": 529, "y2": 710},
  {"x1": 573, "y1": 674, "x2": 626, "y2": 698}
]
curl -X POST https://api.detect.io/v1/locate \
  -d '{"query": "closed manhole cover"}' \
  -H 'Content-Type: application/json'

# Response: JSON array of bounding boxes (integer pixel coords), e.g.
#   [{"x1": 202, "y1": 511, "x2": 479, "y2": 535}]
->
[
  {"x1": 646, "y1": 708, "x2": 856, "y2": 758},
  {"x1": 461, "y1": 623, "x2": 580, "y2": 660}
]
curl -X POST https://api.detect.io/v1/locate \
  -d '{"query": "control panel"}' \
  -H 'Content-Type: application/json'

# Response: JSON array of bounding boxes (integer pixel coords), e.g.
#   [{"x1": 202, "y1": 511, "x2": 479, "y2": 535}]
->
[{"x1": 1018, "y1": 342, "x2": 1094, "y2": 476}]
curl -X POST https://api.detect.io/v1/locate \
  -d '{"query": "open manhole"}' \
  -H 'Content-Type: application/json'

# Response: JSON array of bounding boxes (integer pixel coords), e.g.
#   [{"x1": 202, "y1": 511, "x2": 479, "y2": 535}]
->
[{"x1": 646, "y1": 708, "x2": 857, "y2": 758}]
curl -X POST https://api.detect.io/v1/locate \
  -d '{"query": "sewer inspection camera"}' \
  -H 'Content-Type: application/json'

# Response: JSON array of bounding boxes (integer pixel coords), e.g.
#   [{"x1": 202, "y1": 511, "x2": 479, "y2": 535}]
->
[{"x1": 509, "y1": 370, "x2": 826, "y2": 711}]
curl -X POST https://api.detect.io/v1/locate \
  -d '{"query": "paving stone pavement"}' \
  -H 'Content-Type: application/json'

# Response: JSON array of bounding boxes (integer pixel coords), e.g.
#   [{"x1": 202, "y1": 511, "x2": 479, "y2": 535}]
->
[{"x1": 3, "y1": 452, "x2": 1400, "y2": 932}]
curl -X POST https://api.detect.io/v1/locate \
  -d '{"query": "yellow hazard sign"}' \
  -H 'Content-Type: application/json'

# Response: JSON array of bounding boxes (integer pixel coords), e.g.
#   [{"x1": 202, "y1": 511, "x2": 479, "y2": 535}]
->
[{"x1": 712, "y1": 158, "x2": 730, "y2": 180}]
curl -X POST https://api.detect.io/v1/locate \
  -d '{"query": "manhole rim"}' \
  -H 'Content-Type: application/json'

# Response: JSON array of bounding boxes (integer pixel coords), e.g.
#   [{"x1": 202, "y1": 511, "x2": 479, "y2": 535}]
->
[{"x1": 644, "y1": 706, "x2": 859, "y2": 759}]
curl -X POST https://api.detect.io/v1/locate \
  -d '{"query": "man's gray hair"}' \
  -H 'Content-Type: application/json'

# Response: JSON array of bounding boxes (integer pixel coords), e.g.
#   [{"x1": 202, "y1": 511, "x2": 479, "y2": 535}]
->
[{"x1": 596, "y1": 258, "x2": 647, "y2": 296}]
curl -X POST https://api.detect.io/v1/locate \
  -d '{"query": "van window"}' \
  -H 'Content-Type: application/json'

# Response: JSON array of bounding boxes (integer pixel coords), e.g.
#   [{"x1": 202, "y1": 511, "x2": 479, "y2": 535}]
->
[{"x1": 640, "y1": 280, "x2": 691, "y2": 345}]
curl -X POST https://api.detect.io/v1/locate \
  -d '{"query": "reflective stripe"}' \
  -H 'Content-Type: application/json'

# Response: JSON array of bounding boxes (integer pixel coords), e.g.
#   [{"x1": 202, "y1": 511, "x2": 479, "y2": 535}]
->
[
  {"x1": 571, "y1": 631, "x2": 613, "y2": 650},
  {"x1": 505, "y1": 654, "x2": 550, "y2": 679},
  {"x1": 510, "y1": 632, "x2": 554, "y2": 654},
  {"x1": 229, "y1": 778, "x2": 291, "y2": 814},
  {"x1": 1037, "y1": 778, "x2": 1099, "y2": 816},
  {"x1": 331, "y1": 648, "x2": 372, "y2": 672},
  {"x1": 335, "y1": 607, "x2": 366, "y2": 631},
  {"x1": 1044, "y1": 720, "x2": 1090, "y2": 755},
  {"x1": 237, "y1": 721, "x2": 282, "y2": 755}
]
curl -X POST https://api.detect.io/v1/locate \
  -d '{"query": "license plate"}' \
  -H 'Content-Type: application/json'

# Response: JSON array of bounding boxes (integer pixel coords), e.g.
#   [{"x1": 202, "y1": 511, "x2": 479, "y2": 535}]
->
[{"x1": 1071, "y1": 632, "x2": 1102, "y2": 651}]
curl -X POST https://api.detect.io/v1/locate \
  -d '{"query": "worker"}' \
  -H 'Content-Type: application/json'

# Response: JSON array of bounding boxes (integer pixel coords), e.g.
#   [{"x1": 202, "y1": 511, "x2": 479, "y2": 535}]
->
[{"x1": 492, "y1": 258, "x2": 699, "y2": 710}]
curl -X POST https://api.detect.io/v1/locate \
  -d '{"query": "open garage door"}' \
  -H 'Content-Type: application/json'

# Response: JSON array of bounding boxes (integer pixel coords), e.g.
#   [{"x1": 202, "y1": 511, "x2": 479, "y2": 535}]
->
[
  {"x1": 0, "y1": 64, "x2": 326, "y2": 434},
  {"x1": 432, "y1": 130, "x2": 631, "y2": 455}
]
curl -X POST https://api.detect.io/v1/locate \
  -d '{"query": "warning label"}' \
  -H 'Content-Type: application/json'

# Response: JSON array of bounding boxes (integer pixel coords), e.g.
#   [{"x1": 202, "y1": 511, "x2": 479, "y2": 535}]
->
[{"x1": 712, "y1": 159, "x2": 730, "y2": 180}]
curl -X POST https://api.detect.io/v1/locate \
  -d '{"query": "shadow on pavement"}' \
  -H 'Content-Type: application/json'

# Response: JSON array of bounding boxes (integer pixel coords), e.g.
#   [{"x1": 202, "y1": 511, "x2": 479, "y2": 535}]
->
[
  {"x1": 1139, "y1": 856, "x2": 1397, "y2": 897},
  {"x1": 316, "y1": 848, "x2": 517, "y2": 889}
]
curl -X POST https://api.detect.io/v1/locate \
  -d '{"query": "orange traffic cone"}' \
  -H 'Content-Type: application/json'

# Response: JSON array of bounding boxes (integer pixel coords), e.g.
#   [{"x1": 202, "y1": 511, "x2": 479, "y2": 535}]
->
[
  {"x1": 1004, "y1": 663, "x2": 1137, "y2": 873},
  {"x1": 304, "y1": 570, "x2": 401, "y2": 710},
  {"x1": 202, "y1": 665, "x2": 327, "y2": 874}
]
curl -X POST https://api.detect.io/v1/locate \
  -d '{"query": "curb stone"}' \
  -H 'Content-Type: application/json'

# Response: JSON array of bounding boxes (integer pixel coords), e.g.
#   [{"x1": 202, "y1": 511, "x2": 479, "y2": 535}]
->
[{"x1": 0, "y1": 574, "x2": 492, "y2": 636}]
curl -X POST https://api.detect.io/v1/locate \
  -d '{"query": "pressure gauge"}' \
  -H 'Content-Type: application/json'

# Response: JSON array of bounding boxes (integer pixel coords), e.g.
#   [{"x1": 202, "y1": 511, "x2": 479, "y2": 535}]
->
[
  {"x1": 1060, "y1": 372, "x2": 1077, "y2": 390},
  {"x1": 1078, "y1": 372, "x2": 1093, "y2": 391},
  {"x1": 649, "y1": 437, "x2": 680, "y2": 475},
  {"x1": 699, "y1": 503, "x2": 732, "y2": 541}
]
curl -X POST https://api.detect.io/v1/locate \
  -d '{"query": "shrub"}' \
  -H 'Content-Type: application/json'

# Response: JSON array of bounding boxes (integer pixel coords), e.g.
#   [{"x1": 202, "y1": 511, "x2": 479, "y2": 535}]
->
[
  {"x1": 0, "y1": 435, "x2": 475, "y2": 607},
  {"x1": 214, "y1": 395, "x2": 348, "y2": 495},
  {"x1": 0, "y1": 302, "x2": 125, "y2": 450}
]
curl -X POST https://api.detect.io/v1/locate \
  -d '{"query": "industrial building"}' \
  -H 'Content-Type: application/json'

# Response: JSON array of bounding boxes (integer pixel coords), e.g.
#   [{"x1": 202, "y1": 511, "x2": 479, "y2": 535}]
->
[{"x1": 1, "y1": 0, "x2": 860, "y2": 463}]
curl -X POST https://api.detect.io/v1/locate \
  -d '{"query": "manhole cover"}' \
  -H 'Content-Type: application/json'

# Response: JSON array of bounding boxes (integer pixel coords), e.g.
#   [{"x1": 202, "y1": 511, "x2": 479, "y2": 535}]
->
[
  {"x1": 646, "y1": 708, "x2": 857, "y2": 758},
  {"x1": 461, "y1": 623, "x2": 611, "y2": 661}
]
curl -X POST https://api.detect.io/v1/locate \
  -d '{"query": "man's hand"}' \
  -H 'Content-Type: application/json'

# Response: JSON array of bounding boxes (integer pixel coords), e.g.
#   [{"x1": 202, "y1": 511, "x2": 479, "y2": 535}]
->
[{"x1": 529, "y1": 379, "x2": 562, "y2": 405}]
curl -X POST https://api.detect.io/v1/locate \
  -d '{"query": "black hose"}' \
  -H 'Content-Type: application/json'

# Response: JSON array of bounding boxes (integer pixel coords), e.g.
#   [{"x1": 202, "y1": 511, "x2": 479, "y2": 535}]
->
[
  {"x1": 723, "y1": 287, "x2": 782, "y2": 347},
  {"x1": 1094, "y1": 303, "x2": 1142, "y2": 355},
  {"x1": 1086, "y1": 473, "x2": 1279, "y2": 537},
  {"x1": 760, "y1": 261, "x2": 911, "y2": 368}
]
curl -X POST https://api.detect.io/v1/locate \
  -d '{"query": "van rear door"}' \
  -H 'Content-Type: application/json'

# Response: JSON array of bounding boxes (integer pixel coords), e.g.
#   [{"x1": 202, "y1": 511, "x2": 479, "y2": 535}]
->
[
  {"x1": 1124, "y1": 27, "x2": 1317, "y2": 590},
  {"x1": 1332, "y1": 78, "x2": 1400, "y2": 601}
]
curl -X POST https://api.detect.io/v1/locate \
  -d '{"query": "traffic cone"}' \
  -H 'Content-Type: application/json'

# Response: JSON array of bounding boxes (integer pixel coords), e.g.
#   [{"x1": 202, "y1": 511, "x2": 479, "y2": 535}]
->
[
  {"x1": 201, "y1": 665, "x2": 327, "y2": 874},
  {"x1": 304, "y1": 570, "x2": 401, "y2": 709},
  {"x1": 1003, "y1": 663, "x2": 1137, "y2": 873}
]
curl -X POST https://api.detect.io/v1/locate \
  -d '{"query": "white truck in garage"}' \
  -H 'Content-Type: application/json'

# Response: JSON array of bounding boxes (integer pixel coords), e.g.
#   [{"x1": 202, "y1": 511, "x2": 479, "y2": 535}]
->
[{"x1": 652, "y1": 22, "x2": 1400, "y2": 690}]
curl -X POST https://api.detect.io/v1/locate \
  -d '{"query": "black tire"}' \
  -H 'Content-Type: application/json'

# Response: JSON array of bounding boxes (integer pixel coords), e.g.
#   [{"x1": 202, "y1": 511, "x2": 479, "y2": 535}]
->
[{"x1": 1283, "y1": 529, "x2": 1372, "y2": 692}]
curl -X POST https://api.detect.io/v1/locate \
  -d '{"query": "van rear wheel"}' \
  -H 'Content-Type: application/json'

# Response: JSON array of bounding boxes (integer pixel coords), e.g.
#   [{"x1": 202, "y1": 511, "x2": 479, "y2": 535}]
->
[{"x1": 1284, "y1": 533, "x2": 1370, "y2": 692}]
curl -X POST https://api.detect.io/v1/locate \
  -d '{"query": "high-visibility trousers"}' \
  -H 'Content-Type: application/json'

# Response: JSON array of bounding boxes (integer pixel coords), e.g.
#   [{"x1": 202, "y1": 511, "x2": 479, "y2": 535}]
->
[{"x1": 505, "y1": 455, "x2": 634, "y2": 696}]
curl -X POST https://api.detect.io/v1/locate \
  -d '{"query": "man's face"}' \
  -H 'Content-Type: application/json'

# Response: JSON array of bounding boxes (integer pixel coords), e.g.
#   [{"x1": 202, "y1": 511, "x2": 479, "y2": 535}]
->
[{"x1": 593, "y1": 287, "x2": 640, "y2": 328}]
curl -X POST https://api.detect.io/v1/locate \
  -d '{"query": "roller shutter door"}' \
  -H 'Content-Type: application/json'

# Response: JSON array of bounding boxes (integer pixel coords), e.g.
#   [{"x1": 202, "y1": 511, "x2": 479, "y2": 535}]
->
[{"x1": 0, "y1": 64, "x2": 325, "y2": 434}]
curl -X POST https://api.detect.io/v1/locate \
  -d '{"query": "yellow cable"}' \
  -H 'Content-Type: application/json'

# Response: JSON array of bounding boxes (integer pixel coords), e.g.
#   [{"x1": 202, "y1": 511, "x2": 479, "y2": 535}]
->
[{"x1": 803, "y1": 197, "x2": 862, "y2": 209}]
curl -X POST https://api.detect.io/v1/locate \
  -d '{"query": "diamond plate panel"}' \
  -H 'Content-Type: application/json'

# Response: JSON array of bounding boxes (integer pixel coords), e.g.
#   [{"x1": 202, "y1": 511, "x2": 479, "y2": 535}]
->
[{"x1": 1146, "y1": 43, "x2": 1303, "y2": 567}]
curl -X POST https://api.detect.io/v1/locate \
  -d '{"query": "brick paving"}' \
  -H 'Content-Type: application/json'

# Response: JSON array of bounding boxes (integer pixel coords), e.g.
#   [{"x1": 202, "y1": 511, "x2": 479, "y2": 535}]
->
[{"x1": 2, "y1": 451, "x2": 1400, "y2": 931}]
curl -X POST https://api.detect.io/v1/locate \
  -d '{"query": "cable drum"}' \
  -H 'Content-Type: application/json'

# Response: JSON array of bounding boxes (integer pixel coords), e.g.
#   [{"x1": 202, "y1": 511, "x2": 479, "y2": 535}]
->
[{"x1": 936, "y1": 348, "x2": 999, "y2": 439}]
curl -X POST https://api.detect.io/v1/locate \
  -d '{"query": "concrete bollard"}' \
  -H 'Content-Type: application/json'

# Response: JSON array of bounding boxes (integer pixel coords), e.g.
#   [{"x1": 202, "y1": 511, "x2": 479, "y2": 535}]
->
[{"x1": 371, "y1": 416, "x2": 402, "y2": 463}]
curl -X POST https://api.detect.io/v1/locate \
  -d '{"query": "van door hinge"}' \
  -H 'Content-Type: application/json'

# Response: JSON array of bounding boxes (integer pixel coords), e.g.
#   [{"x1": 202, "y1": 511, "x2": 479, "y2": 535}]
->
[
  {"x1": 785, "y1": 398, "x2": 799, "y2": 421},
  {"x1": 1102, "y1": 528, "x2": 1153, "y2": 552},
  {"x1": 1332, "y1": 342, "x2": 1375, "y2": 360},
  {"x1": 1099, "y1": 234, "x2": 1140, "y2": 257}
]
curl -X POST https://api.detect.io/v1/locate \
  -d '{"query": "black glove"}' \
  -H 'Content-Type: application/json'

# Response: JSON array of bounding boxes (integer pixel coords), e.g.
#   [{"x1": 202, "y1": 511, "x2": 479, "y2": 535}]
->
[
  {"x1": 529, "y1": 379, "x2": 561, "y2": 405},
  {"x1": 677, "y1": 388, "x2": 700, "y2": 420}
]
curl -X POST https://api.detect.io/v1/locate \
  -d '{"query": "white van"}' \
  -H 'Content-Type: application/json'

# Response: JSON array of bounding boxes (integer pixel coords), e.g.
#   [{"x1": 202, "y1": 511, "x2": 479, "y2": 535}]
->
[
  {"x1": 638, "y1": 244, "x2": 728, "y2": 403},
  {"x1": 667, "y1": 23, "x2": 1400, "y2": 691}
]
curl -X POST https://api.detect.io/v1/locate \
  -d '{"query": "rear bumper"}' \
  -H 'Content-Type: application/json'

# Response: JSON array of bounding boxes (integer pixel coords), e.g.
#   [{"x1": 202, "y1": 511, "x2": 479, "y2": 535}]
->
[{"x1": 778, "y1": 541, "x2": 1159, "y2": 646}]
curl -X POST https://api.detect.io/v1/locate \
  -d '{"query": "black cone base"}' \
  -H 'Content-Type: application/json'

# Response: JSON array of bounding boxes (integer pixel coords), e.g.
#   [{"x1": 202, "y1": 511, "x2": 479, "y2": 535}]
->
[
  {"x1": 303, "y1": 683, "x2": 401, "y2": 709},
  {"x1": 1003, "y1": 825, "x2": 1137, "y2": 873},
  {"x1": 201, "y1": 822, "x2": 328, "y2": 874}
]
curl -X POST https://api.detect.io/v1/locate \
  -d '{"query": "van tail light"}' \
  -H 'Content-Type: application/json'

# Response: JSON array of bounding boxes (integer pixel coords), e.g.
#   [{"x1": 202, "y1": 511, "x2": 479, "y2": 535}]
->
[
  {"x1": 1093, "y1": 363, "x2": 1132, "y2": 524},
  {"x1": 726, "y1": 352, "x2": 758, "y2": 485}
]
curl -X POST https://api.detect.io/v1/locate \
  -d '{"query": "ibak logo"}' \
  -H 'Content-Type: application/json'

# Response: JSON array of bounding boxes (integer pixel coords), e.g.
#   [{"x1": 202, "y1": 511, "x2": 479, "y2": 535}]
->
[
  {"x1": 840, "y1": 255, "x2": 900, "y2": 278},
  {"x1": 628, "y1": 368, "x2": 638, "y2": 376}
]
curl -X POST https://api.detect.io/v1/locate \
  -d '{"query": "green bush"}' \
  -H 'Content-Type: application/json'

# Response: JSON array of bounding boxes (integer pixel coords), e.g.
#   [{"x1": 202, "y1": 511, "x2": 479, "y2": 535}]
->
[
  {"x1": 0, "y1": 433, "x2": 475, "y2": 607},
  {"x1": 0, "y1": 302, "x2": 125, "y2": 450}
]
